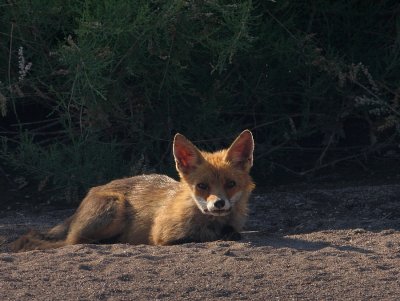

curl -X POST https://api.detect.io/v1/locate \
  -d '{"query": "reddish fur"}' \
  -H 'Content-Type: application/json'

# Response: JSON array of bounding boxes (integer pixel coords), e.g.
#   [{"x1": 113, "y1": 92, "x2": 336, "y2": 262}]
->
[{"x1": 11, "y1": 130, "x2": 255, "y2": 251}]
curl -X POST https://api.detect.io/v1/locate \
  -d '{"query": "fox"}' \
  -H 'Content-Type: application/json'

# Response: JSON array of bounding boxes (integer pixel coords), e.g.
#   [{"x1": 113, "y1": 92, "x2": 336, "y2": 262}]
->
[{"x1": 11, "y1": 130, "x2": 255, "y2": 251}]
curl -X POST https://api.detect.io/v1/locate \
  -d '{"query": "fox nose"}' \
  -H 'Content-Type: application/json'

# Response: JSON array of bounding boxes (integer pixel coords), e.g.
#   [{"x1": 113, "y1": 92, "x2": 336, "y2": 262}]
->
[{"x1": 214, "y1": 199, "x2": 225, "y2": 209}]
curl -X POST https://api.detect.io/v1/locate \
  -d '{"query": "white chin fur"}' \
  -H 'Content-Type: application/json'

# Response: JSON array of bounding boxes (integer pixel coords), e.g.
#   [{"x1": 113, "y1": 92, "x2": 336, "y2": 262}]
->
[{"x1": 207, "y1": 210, "x2": 231, "y2": 217}]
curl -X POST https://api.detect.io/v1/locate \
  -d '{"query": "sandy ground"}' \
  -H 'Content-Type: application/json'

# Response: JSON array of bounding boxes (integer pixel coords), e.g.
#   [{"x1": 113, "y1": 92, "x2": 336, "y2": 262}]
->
[{"x1": 1, "y1": 184, "x2": 400, "y2": 300}]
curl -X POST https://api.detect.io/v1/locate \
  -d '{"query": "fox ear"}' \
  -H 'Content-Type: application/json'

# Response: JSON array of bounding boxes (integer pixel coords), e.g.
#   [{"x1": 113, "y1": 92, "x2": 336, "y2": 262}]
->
[
  {"x1": 225, "y1": 130, "x2": 254, "y2": 171},
  {"x1": 173, "y1": 134, "x2": 204, "y2": 174}
]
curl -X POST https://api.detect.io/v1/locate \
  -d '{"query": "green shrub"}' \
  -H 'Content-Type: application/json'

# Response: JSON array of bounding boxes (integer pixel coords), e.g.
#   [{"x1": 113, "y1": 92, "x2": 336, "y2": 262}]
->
[{"x1": 0, "y1": 0, "x2": 399, "y2": 203}]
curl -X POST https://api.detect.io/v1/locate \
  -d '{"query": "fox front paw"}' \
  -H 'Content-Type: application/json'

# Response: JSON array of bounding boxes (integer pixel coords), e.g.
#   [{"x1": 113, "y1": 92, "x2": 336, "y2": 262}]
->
[{"x1": 221, "y1": 225, "x2": 242, "y2": 241}]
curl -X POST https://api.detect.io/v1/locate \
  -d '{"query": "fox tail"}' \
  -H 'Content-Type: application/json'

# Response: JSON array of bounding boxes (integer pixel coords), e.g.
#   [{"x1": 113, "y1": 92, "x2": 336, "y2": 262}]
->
[{"x1": 10, "y1": 216, "x2": 73, "y2": 252}]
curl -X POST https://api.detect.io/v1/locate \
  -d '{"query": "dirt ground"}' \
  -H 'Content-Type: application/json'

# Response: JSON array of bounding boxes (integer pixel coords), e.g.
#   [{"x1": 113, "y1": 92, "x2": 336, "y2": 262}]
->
[{"x1": 1, "y1": 183, "x2": 400, "y2": 300}]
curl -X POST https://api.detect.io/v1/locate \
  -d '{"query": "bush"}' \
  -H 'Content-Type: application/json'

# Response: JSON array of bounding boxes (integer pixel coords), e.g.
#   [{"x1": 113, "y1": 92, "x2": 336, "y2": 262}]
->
[{"x1": 1, "y1": 0, "x2": 399, "y2": 203}]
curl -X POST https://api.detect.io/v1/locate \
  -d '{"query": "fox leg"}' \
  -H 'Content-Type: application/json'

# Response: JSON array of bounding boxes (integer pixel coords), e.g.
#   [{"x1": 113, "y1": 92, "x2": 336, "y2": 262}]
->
[
  {"x1": 43, "y1": 215, "x2": 74, "y2": 240},
  {"x1": 11, "y1": 191, "x2": 129, "y2": 252},
  {"x1": 65, "y1": 191, "x2": 129, "y2": 245}
]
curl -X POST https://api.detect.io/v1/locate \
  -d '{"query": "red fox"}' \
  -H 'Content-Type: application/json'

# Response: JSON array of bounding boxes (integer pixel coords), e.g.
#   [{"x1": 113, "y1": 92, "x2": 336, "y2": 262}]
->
[{"x1": 11, "y1": 130, "x2": 255, "y2": 251}]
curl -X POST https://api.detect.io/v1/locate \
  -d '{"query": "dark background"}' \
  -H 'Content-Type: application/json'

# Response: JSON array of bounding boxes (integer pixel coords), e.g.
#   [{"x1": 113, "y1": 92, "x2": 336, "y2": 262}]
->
[{"x1": 1, "y1": 0, "x2": 400, "y2": 207}]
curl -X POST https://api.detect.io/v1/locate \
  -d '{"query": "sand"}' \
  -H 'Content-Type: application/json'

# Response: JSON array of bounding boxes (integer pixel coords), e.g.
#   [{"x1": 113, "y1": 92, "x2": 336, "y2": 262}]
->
[{"x1": 1, "y1": 184, "x2": 400, "y2": 300}]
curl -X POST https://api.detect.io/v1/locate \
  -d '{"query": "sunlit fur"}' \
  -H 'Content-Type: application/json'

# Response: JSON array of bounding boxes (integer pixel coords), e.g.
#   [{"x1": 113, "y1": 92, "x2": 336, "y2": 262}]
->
[{"x1": 11, "y1": 131, "x2": 255, "y2": 251}]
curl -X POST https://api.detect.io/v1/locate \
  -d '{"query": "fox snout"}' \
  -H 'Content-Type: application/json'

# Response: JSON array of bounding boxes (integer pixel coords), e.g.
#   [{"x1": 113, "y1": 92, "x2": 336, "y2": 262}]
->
[
  {"x1": 204, "y1": 195, "x2": 232, "y2": 215},
  {"x1": 213, "y1": 199, "x2": 225, "y2": 209}
]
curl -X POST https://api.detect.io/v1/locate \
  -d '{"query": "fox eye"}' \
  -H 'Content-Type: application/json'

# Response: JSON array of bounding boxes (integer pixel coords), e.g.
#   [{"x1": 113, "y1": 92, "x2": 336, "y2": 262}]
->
[
  {"x1": 197, "y1": 183, "x2": 208, "y2": 190},
  {"x1": 226, "y1": 180, "x2": 236, "y2": 188}
]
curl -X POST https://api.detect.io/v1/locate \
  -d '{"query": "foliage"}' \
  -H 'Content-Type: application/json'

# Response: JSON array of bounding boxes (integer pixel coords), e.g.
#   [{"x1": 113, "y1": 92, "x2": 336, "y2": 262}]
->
[{"x1": 0, "y1": 0, "x2": 399, "y2": 202}]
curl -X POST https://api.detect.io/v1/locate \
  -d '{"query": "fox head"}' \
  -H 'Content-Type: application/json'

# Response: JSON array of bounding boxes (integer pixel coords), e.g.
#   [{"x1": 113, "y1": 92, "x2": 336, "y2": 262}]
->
[{"x1": 173, "y1": 130, "x2": 255, "y2": 216}]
